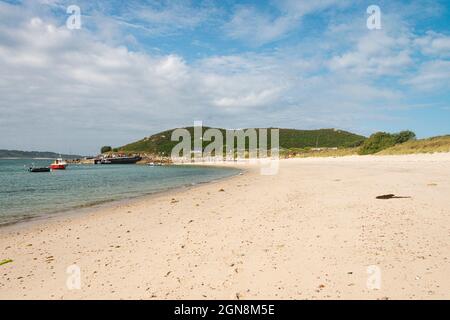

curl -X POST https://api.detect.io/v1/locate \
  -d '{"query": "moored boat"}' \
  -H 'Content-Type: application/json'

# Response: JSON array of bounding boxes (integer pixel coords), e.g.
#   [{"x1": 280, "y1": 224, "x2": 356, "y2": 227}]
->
[
  {"x1": 28, "y1": 167, "x2": 50, "y2": 172},
  {"x1": 49, "y1": 157, "x2": 67, "y2": 170},
  {"x1": 95, "y1": 155, "x2": 141, "y2": 164}
]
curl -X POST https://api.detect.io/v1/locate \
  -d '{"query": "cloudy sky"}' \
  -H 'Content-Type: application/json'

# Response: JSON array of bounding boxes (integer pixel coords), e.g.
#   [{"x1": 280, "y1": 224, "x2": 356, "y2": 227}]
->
[{"x1": 0, "y1": 0, "x2": 449, "y2": 155}]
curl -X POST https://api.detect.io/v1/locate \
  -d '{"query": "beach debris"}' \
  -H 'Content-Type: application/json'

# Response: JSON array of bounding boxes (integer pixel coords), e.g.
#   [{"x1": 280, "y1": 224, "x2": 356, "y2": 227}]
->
[
  {"x1": 427, "y1": 183, "x2": 437, "y2": 186},
  {"x1": 0, "y1": 259, "x2": 13, "y2": 266},
  {"x1": 170, "y1": 198, "x2": 179, "y2": 204},
  {"x1": 219, "y1": 188, "x2": 225, "y2": 192},
  {"x1": 376, "y1": 194, "x2": 411, "y2": 200}
]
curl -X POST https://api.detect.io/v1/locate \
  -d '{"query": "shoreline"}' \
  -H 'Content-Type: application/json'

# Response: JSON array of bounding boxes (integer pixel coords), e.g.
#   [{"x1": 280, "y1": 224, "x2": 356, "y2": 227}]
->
[
  {"x1": 0, "y1": 164, "x2": 245, "y2": 232},
  {"x1": 1, "y1": 154, "x2": 449, "y2": 299}
]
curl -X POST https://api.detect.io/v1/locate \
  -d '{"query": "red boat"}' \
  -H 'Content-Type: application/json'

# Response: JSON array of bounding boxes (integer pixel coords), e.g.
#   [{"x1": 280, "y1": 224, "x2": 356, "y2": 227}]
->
[{"x1": 50, "y1": 157, "x2": 67, "y2": 170}]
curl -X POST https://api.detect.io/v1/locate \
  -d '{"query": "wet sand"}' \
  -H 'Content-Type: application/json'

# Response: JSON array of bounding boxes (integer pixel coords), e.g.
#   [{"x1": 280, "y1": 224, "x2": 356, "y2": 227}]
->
[{"x1": 1, "y1": 153, "x2": 449, "y2": 299}]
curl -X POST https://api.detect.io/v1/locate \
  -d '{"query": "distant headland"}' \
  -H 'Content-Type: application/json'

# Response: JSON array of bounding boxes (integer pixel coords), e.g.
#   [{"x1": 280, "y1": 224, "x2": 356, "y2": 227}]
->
[{"x1": 0, "y1": 150, "x2": 82, "y2": 159}]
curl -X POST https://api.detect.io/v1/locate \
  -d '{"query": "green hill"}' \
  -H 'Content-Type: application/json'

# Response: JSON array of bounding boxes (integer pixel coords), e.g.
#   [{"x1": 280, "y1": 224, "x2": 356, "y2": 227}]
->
[
  {"x1": 0, "y1": 150, "x2": 82, "y2": 159},
  {"x1": 118, "y1": 127, "x2": 366, "y2": 155}
]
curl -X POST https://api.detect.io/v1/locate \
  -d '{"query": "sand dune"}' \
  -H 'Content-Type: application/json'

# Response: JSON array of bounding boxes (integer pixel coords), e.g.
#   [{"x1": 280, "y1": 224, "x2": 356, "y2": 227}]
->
[{"x1": 1, "y1": 153, "x2": 450, "y2": 299}]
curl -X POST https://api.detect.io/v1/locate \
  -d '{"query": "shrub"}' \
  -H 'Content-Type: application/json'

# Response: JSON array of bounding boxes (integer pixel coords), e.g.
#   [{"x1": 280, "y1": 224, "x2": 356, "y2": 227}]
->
[
  {"x1": 359, "y1": 132, "x2": 396, "y2": 155},
  {"x1": 101, "y1": 146, "x2": 112, "y2": 153},
  {"x1": 359, "y1": 130, "x2": 416, "y2": 155}
]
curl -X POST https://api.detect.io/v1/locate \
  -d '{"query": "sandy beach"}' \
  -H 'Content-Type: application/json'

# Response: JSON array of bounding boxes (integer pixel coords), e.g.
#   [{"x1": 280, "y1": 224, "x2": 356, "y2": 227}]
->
[{"x1": 1, "y1": 153, "x2": 449, "y2": 300}]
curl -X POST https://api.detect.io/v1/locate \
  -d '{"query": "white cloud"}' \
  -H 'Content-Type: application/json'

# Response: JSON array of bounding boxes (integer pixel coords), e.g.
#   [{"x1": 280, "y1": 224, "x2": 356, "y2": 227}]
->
[
  {"x1": 328, "y1": 29, "x2": 414, "y2": 76},
  {"x1": 131, "y1": 1, "x2": 216, "y2": 31},
  {"x1": 414, "y1": 31, "x2": 450, "y2": 57},
  {"x1": 212, "y1": 88, "x2": 283, "y2": 109},
  {"x1": 275, "y1": 0, "x2": 348, "y2": 17},
  {"x1": 223, "y1": 7, "x2": 295, "y2": 46},
  {"x1": 91, "y1": 0, "x2": 221, "y2": 39},
  {"x1": 405, "y1": 60, "x2": 450, "y2": 91},
  {"x1": 224, "y1": 0, "x2": 345, "y2": 46}
]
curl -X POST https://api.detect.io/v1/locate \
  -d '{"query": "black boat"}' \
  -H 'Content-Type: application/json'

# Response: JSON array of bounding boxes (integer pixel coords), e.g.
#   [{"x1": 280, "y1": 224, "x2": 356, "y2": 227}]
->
[
  {"x1": 29, "y1": 167, "x2": 50, "y2": 172},
  {"x1": 95, "y1": 155, "x2": 142, "y2": 164}
]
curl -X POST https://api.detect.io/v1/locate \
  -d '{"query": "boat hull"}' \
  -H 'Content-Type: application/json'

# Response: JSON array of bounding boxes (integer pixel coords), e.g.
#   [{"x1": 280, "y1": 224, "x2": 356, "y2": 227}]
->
[
  {"x1": 29, "y1": 167, "x2": 50, "y2": 172},
  {"x1": 50, "y1": 164, "x2": 66, "y2": 170},
  {"x1": 95, "y1": 156, "x2": 141, "y2": 164}
]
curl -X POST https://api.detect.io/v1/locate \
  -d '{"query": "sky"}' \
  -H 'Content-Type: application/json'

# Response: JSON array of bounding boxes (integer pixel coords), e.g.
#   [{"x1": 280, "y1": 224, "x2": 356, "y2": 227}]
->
[{"x1": 0, "y1": 0, "x2": 449, "y2": 155}]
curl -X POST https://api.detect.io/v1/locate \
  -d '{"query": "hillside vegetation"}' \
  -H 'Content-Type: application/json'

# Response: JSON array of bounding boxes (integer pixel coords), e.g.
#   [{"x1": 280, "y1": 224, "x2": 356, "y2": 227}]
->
[
  {"x1": 377, "y1": 135, "x2": 450, "y2": 155},
  {"x1": 118, "y1": 127, "x2": 366, "y2": 154},
  {"x1": 282, "y1": 134, "x2": 450, "y2": 158},
  {"x1": 115, "y1": 127, "x2": 450, "y2": 158}
]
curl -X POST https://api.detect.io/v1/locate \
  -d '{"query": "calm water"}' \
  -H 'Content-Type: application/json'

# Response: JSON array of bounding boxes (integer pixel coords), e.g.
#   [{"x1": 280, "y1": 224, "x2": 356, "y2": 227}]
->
[{"x1": 0, "y1": 159, "x2": 239, "y2": 226}]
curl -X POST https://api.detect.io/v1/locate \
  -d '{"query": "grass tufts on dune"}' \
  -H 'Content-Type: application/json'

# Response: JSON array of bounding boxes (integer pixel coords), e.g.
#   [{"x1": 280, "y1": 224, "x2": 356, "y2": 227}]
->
[{"x1": 377, "y1": 135, "x2": 450, "y2": 155}]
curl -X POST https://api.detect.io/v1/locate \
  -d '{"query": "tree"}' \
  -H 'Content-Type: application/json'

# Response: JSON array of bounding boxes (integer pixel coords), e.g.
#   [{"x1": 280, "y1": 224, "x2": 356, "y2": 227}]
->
[
  {"x1": 101, "y1": 146, "x2": 112, "y2": 154},
  {"x1": 394, "y1": 131, "x2": 416, "y2": 144},
  {"x1": 359, "y1": 130, "x2": 417, "y2": 155}
]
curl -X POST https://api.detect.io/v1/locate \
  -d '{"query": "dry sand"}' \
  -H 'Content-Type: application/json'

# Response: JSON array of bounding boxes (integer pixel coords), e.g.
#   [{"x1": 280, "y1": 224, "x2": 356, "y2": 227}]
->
[{"x1": 1, "y1": 153, "x2": 449, "y2": 299}]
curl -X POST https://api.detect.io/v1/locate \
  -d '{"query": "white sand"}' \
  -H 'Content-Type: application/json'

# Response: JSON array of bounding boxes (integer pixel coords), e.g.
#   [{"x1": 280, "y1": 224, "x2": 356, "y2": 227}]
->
[{"x1": 1, "y1": 153, "x2": 449, "y2": 299}]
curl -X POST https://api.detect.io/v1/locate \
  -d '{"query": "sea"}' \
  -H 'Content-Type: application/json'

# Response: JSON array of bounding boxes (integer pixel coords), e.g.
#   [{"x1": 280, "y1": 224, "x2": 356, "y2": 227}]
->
[{"x1": 0, "y1": 159, "x2": 239, "y2": 226}]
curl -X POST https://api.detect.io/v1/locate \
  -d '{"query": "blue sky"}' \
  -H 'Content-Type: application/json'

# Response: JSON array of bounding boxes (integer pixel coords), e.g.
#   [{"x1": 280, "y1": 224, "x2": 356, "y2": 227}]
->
[{"x1": 0, "y1": 0, "x2": 449, "y2": 154}]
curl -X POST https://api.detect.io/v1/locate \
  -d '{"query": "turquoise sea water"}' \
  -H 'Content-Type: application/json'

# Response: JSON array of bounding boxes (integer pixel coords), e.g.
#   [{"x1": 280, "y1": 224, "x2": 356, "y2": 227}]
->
[{"x1": 0, "y1": 159, "x2": 239, "y2": 226}]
